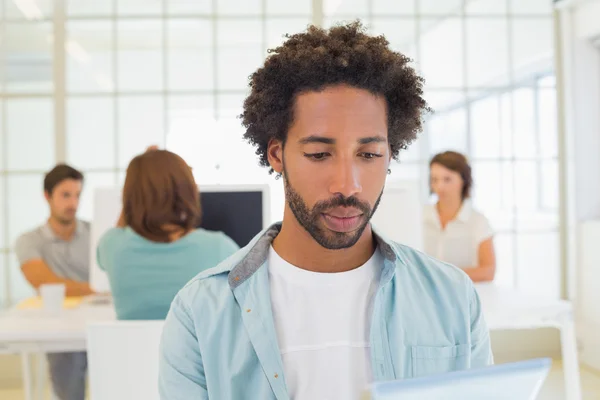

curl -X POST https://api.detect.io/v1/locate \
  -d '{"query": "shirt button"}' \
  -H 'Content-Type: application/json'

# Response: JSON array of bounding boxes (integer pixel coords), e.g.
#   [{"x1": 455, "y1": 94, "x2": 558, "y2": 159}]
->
[{"x1": 274, "y1": 373, "x2": 278, "y2": 379}]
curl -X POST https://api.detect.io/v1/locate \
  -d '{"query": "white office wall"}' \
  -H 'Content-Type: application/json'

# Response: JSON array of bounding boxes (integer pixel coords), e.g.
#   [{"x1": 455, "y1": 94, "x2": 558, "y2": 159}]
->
[
  {"x1": 0, "y1": 0, "x2": 559, "y2": 307},
  {"x1": 556, "y1": 0, "x2": 600, "y2": 371},
  {"x1": 567, "y1": 1, "x2": 600, "y2": 222}
]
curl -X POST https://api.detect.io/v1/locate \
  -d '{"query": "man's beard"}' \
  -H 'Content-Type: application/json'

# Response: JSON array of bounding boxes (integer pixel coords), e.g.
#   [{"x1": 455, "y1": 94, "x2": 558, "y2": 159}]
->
[
  {"x1": 55, "y1": 210, "x2": 76, "y2": 225},
  {"x1": 283, "y1": 169, "x2": 383, "y2": 250}
]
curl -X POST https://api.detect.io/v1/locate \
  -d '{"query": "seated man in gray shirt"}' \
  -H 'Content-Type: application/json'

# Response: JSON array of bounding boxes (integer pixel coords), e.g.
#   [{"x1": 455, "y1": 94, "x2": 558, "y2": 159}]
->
[{"x1": 15, "y1": 164, "x2": 92, "y2": 400}]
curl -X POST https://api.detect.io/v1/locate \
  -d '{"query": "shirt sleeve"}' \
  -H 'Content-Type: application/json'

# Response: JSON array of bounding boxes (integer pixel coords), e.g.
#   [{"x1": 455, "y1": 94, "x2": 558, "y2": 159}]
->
[
  {"x1": 15, "y1": 233, "x2": 44, "y2": 264},
  {"x1": 469, "y1": 283, "x2": 494, "y2": 367},
  {"x1": 96, "y1": 228, "x2": 123, "y2": 271},
  {"x1": 159, "y1": 294, "x2": 209, "y2": 399},
  {"x1": 474, "y1": 213, "x2": 494, "y2": 245}
]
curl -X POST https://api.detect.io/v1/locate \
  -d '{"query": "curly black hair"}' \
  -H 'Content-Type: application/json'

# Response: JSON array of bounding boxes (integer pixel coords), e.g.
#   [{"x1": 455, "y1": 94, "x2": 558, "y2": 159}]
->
[{"x1": 241, "y1": 20, "x2": 430, "y2": 173}]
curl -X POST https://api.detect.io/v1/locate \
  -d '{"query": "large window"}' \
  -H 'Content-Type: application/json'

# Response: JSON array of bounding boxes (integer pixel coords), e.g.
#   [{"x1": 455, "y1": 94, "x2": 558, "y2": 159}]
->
[{"x1": 0, "y1": 0, "x2": 558, "y2": 306}]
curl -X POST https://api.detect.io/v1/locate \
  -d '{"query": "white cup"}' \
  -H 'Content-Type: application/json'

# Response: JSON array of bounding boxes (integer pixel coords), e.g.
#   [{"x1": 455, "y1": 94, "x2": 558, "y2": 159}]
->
[{"x1": 39, "y1": 283, "x2": 66, "y2": 314}]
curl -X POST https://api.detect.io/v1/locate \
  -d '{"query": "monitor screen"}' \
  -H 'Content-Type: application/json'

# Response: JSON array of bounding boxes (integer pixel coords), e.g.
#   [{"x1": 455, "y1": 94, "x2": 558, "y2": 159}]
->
[{"x1": 198, "y1": 191, "x2": 264, "y2": 248}]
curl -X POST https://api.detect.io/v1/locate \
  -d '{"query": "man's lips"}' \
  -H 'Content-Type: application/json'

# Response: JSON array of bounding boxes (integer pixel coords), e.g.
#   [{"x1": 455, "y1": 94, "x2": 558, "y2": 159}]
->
[
  {"x1": 321, "y1": 208, "x2": 365, "y2": 232},
  {"x1": 323, "y1": 207, "x2": 363, "y2": 219}
]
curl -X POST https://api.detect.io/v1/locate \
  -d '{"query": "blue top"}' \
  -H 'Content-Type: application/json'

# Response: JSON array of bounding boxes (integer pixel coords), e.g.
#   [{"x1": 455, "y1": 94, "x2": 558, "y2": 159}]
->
[
  {"x1": 97, "y1": 227, "x2": 239, "y2": 320},
  {"x1": 158, "y1": 223, "x2": 493, "y2": 400}
]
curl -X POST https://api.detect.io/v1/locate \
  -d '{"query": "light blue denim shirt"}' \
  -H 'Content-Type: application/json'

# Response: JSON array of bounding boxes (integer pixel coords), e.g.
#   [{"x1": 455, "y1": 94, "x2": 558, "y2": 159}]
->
[{"x1": 159, "y1": 223, "x2": 493, "y2": 400}]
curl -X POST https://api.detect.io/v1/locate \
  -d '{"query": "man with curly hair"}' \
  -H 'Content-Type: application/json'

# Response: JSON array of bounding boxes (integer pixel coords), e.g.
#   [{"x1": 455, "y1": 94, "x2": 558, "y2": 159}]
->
[{"x1": 159, "y1": 22, "x2": 493, "y2": 400}]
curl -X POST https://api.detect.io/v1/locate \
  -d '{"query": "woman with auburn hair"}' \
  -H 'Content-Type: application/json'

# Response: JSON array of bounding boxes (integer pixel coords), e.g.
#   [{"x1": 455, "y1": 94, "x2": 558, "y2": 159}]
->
[
  {"x1": 424, "y1": 151, "x2": 496, "y2": 282},
  {"x1": 96, "y1": 147, "x2": 239, "y2": 320}
]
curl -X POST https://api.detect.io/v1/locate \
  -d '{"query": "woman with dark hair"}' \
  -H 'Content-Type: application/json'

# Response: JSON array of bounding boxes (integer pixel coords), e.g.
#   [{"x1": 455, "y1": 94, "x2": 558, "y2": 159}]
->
[
  {"x1": 424, "y1": 151, "x2": 496, "y2": 282},
  {"x1": 96, "y1": 147, "x2": 239, "y2": 320}
]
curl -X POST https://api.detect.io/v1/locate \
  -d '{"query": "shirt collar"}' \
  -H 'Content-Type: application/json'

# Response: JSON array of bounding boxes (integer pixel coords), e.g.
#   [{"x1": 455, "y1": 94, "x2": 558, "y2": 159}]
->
[
  {"x1": 229, "y1": 222, "x2": 405, "y2": 290},
  {"x1": 455, "y1": 200, "x2": 473, "y2": 223},
  {"x1": 427, "y1": 201, "x2": 473, "y2": 227},
  {"x1": 41, "y1": 220, "x2": 84, "y2": 241}
]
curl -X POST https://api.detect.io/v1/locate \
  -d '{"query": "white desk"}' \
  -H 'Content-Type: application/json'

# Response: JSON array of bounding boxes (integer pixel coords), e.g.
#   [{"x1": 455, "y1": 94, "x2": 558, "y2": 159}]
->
[
  {"x1": 475, "y1": 283, "x2": 581, "y2": 400},
  {"x1": 0, "y1": 306, "x2": 115, "y2": 349},
  {"x1": 0, "y1": 304, "x2": 115, "y2": 400},
  {"x1": 0, "y1": 285, "x2": 582, "y2": 400}
]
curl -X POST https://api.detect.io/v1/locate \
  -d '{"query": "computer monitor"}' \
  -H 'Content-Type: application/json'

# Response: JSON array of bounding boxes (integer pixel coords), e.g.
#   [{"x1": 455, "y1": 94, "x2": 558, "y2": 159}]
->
[
  {"x1": 89, "y1": 184, "x2": 269, "y2": 293},
  {"x1": 369, "y1": 181, "x2": 423, "y2": 251},
  {"x1": 197, "y1": 185, "x2": 270, "y2": 248}
]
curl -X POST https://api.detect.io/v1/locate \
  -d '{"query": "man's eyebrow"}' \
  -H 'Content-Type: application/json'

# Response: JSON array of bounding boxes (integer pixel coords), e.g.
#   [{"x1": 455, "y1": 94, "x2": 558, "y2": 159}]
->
[
  {"x1": 298, "y1": 136, "x2": 335, "y2": 145},
  {"x1": 298, "y1": 136, "x2": 388, "y2": 145},
  {"x1": 358, "y1": 136, "x2": 387, "y2": 145}
]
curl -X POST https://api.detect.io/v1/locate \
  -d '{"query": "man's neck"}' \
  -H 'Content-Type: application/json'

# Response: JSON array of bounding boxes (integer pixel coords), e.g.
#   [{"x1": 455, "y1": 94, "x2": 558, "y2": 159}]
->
[
  {"x1": 272, "y1": 210, "x2": 376, "y2": 273},
  {"x1": 48, "y1": 217, "x2": 77, "y2": 241}
]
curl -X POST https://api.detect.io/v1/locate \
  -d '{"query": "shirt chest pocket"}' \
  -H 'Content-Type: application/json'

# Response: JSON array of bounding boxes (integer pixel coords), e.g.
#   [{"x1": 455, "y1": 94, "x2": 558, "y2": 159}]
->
[{"x1": 411, "y1": 344, "x2": 470, "y2": 378}]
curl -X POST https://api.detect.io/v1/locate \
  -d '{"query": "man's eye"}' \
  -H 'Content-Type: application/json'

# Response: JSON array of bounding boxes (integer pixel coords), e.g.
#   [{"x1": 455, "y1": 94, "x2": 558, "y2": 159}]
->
[
  {"x1": 304, "y1": 153, "x2": 329, "y2": 160},
  {"x1": 360, "y1": 153, "x2": 382, "y2": 160}
]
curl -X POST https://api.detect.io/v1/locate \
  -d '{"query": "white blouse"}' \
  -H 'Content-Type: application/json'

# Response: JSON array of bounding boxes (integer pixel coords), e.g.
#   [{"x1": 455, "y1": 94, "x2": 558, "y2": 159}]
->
[{"x1": 423, "y1": 201, "x2": 494, "y2": 269}]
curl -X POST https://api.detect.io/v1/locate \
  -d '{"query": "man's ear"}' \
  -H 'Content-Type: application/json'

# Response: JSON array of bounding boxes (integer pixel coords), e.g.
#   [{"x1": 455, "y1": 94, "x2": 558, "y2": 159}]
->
[
  {"x1": 267, "y1": 139, "x2": 284, "y2": 174},
  {"x1": 44, "y1": 190, "x2": 51, "y2": 203}
]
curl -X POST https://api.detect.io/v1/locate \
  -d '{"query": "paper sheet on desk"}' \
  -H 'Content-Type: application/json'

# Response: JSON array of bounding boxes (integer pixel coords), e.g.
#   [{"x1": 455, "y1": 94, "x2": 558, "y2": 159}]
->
[{"x1": 17, "y1": 296, "x2": 83, "y2": 310}]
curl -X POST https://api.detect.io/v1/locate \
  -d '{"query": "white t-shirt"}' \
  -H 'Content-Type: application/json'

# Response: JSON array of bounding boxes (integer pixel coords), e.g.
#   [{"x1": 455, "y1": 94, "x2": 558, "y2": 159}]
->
[
  {"x1": 268, "y1": 246, "x2": 382, "y2": 400},
  {"x1": 423, "y1": 200, "x2": 494, "y2": 269}
]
